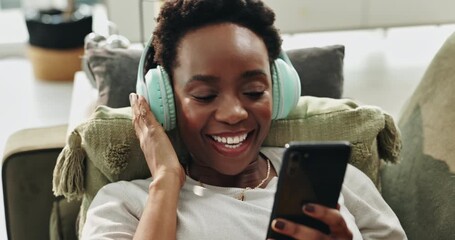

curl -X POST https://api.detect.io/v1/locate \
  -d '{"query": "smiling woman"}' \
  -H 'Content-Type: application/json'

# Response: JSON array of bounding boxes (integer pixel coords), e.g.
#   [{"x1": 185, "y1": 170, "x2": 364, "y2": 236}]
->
[
  {"x1": 173, "y1": 23, "x2": 274, "y2": 178},
  {"x1": 78, "y1": 1, "x2": 406, "y2": 240}
]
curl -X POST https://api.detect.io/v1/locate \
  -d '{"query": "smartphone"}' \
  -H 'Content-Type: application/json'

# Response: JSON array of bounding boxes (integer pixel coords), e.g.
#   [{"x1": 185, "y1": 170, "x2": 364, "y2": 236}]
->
[{"x1": 266, "y1": 141, "x2": 351, "y2": 240}]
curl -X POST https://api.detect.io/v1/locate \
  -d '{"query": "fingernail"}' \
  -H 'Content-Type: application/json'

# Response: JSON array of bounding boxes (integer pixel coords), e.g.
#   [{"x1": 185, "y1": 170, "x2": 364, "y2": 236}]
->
[
  {"x1": 274, "y1": 220, "x2": 285, "y2": 230},
  {"x1": 303, "y1": 204, "x2": 315, "y2": 213},
  {"x1": 129, "y1": 93, "x2": 135, "y2": 103}
]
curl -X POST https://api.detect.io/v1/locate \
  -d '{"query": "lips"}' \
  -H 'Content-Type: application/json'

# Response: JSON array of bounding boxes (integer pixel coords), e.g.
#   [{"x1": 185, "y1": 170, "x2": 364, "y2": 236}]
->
[
  {"x1": 210, "y1": 133, "x2": 248, "y2": 147},
  {"x1": 207, "y1": 131, "x2": 253, "y2": 155}
]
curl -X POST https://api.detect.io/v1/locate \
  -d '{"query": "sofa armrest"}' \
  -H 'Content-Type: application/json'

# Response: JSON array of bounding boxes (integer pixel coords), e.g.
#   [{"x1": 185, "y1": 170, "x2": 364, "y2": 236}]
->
[
  {"x1": 2, "y1": 125, "x2": 68, "y2": 240},
  {"x1": 3, "y1": 124, "x2": 68, "y2": 159}
]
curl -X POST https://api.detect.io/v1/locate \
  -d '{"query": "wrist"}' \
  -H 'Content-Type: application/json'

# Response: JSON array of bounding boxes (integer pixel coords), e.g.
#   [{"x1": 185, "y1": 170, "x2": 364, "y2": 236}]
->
[{"x1": 149, "y1": 170, "x2": 185, "y2": 192}]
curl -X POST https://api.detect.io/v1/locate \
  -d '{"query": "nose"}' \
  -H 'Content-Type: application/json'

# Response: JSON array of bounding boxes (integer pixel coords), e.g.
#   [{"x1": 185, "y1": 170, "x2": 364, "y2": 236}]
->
[{"x1": 214, "y1": 96, "x2": 248, "y2": 125}]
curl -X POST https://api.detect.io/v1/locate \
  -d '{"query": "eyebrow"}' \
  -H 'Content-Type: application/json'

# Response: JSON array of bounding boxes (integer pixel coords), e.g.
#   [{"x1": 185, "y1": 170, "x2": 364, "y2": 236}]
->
[
  {"x1": 188, "y1": 74, "x2": 219, "y2": 83},
  {"x1": 240, "y1": 69, "x2": 268, "y2": 79},
  {"x1": 188, "y1": 69, "x2": 268, "y2": 83}
]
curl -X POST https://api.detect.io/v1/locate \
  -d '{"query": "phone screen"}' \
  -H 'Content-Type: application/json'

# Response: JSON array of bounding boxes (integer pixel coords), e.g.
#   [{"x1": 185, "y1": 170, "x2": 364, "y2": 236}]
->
[{"x1": 266, "y1": 141, "x2": 351, "y2": 240}]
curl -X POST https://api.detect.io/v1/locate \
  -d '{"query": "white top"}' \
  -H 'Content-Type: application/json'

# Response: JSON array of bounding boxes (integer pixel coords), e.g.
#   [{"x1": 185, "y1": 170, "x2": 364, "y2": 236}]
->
[{"x1": 81, "y1": 147, "x2": 407, "y2": 240}]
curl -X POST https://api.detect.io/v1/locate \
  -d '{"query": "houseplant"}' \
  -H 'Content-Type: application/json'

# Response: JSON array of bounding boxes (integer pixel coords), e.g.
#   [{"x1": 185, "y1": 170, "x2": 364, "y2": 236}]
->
[{"x1": 24, "y1": 0, "x2": 93, "y2": 81}]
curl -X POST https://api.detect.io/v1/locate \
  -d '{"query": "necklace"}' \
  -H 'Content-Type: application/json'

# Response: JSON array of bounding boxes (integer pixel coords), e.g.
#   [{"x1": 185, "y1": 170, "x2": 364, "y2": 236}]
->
[{"x1": 185, "y1": 158, "x2": 271, "y2": 201}]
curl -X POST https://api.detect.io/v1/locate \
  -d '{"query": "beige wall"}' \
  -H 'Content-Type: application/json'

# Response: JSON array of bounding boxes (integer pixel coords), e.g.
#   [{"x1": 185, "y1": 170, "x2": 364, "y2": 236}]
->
[{"x1": 105, "y1": 0, "x2": 455, "y2": 42}]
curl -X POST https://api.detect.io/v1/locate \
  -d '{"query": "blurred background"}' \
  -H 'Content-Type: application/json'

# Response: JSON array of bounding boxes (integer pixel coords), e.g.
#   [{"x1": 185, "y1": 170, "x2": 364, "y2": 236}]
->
[{"x1": 2, "y1": 0, "x2": 455, "y2": 57}]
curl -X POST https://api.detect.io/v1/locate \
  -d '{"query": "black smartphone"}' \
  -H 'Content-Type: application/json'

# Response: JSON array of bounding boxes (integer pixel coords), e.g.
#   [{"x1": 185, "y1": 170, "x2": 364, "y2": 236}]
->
[{"x1": 266, "y1": 141, "x2": 351, "y2": 240}]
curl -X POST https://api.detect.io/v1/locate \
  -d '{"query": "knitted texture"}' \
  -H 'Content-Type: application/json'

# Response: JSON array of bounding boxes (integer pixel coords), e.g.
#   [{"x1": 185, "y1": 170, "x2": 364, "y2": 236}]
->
[
  {"x1": 263, "y1": 96, "x2": 401, "y2": 187},
  {"x1": 53, "y1": 131, "x2": 85, "y2": 200},
  {"x1": 52, "y1": 96, "x2": 401, "y2": 235}
]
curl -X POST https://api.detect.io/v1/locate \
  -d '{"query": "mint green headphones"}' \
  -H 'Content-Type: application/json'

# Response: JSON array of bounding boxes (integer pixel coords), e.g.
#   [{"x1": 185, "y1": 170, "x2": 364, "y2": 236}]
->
[{"x1": 137, "y1": 38, "x2": 301, "y2": 131}]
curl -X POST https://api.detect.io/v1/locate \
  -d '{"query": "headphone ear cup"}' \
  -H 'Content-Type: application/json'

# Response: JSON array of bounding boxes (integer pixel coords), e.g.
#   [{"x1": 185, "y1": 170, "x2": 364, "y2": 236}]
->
[
  {"x1": 144, "y1": 66, "x2": 176, "y2": 131},
  {"x1": 271, "y1": 58, "x2": 301, "y2": 119}
]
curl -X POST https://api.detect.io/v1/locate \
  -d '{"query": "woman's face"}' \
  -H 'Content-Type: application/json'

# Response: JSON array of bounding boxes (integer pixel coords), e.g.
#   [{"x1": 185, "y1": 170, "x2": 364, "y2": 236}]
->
[{"x1": 172, "y1": 23, "x2": 273, "y2": 175}]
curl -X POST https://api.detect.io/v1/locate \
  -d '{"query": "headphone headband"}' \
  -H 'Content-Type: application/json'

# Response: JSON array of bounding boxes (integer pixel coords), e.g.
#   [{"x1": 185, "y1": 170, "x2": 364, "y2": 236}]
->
[
  {"x1": 138, "y1": 36, "x2": 155, "y2": 83},
  {"x1": 136, "y1": 33, "x2": 301, "y2": 131},
  {"x1": 138, "y1": 37, "x2": 296, "y2": 84}
]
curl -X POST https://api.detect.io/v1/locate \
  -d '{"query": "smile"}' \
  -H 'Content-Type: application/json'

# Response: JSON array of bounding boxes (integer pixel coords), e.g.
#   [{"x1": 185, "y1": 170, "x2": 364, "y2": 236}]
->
[{"x1": 210, "y1": 133, "x2": 248, "y2": 149}]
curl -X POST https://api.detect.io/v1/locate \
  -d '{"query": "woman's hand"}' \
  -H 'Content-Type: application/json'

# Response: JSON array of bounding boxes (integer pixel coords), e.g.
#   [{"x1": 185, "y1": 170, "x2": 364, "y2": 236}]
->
[
  {"x1": 129, "y1": 93, "x2": 185, "y2": 188},
  {"x1": 269, "y1": 203, "x2": 353, "y2": 240},
  {"x1": 130, "y1": 93, "x2": 184, "y2": 239}
]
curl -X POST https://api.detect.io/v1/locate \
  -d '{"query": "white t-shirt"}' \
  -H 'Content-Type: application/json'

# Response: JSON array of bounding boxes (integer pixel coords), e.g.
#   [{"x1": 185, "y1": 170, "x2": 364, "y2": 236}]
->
[{"x1": 81, "y1": 147, "x2": 407, "y2": 240}]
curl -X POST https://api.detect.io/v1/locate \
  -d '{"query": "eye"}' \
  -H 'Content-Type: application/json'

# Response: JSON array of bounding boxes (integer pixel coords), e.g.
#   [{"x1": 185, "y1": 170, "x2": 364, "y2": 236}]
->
[
  {"x1": 192, "y1": 94, "x2": 217, "y2": 102},
  {"x1": 244, "y1": 91, "x2": 265, "y2": 99}
]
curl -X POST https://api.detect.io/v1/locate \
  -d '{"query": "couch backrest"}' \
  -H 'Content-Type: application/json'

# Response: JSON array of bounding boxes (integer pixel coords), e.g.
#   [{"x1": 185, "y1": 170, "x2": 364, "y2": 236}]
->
[{"x1": 53, "y1": 96, "x2": 401, "y2": 236}]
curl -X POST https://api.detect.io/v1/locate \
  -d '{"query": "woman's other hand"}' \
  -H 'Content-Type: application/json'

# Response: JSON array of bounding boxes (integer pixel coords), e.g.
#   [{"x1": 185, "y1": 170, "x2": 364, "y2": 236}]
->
[
  {"x1": 269, "y1": 203, "x2": 353, "y2": 240},
  {"x1": 129, "y1": 93, "x2": 185, "y2": 188}
]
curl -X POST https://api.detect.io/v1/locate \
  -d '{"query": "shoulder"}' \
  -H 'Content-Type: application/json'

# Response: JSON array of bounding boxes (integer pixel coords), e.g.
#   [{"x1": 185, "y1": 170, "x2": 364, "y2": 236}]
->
[
  {"x1": 343, "y1": 164, "x2": 379, "y2": 195},
  {"x1": 92, "y1": 178, "x2": 151, "y2": 208},
  {"x1": 99, "y1": 178, "x2": 151, "y2": 194},
  {"x1": 341, "y1": 164, "x2": 384, "y2": 209},
  {"x1": 341, "y1": 166, "x2": 407, "y2": 239},
  {"x1": 344, "y1": 164, "x2": 372, "y2": 182},
  {"x1": 82, "y1": 178, "x2": 153, "y2": 239}
]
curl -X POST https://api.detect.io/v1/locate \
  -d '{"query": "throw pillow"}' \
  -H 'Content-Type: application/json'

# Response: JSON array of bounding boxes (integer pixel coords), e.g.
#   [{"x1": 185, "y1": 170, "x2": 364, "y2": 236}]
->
[
  {"x1": 83, "y1": 45, "x2": 345, "y2": 109},
  {"x1": 52, "y1": 96, "x2": 401, "y2": 236},
  {"x1": 84, "y1": 47, "x2": 145, "y2": 108},
  {"x1": 381, "y1": 32, "x2": 455, "y2": 240},
  {"x1": 287, "y1": 45, "x2": 345, "y2": 98}
]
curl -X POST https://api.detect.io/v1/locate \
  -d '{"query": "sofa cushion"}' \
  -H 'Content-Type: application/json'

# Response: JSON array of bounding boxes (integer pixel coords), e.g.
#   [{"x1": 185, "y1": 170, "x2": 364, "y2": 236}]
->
[
  {"x1": 52, "y1": 96, "x2": 400, "y2": 236},
  {"x1": 49, "y1": 197, "x2": 81, "y2": 240},
  {"x1": 381, "y1": 32, "x2": 455, "y2": 239},
  {"x1": 83, "y1": 45, "x2": 345, "y2": 109},
  {"x1": 287, "y1": 45, "x2": 344, "y2": 98},
  {"x1": 83, "y1": 47, "x2": 143, "y2": 108}
]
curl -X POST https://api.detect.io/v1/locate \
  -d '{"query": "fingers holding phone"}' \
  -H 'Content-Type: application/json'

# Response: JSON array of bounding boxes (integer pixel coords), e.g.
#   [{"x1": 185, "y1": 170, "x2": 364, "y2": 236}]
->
[
  {"x1": 302, "y1": 203, "x2": 352, "y2": 239},
  {"x1": 266, "y1": 141, "x2": 351, "y2": 240},
  {"x1": 269, "y1": 203, "x2": 353, "y2": 240}
]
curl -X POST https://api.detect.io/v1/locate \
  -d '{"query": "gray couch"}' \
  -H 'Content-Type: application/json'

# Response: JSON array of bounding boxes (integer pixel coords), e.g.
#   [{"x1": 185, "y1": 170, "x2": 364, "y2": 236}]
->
[{"x1": 3, "y1": 32, "x2": 455, "y2": 240}]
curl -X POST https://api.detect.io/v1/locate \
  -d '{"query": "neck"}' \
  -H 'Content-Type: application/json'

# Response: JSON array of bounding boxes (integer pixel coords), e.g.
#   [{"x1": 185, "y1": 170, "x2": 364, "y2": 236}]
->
[{"x1": 187, "y1": 153, "x2": 275, "y2": 188}]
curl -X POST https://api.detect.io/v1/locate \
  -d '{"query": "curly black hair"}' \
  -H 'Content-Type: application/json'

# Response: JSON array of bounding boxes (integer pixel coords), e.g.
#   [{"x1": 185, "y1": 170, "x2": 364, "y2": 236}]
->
[{"x1": 151, "y1": 0, "x2": 282, "y2": 77}]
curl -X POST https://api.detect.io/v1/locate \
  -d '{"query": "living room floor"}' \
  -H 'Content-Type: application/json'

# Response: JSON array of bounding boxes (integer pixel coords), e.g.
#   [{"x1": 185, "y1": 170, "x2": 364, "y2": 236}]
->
[{"x1": 1, "y1": 24, "x2": 455, "y2": 239}]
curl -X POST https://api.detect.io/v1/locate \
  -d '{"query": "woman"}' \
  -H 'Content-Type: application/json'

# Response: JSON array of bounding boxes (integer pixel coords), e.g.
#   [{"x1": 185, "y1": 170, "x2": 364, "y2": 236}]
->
[{"x1": 82, "y1": 0, "x2": 407, "y2": 239}]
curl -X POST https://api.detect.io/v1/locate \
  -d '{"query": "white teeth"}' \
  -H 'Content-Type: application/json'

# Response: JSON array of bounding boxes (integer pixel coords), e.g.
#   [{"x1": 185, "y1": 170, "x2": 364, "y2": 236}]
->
[
  {"x1": 212, "y1": 133, "x2": 248, "y2": 145},
  {"x1": 225, "y1": 143, "x2": 242, "y2": 149}
]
